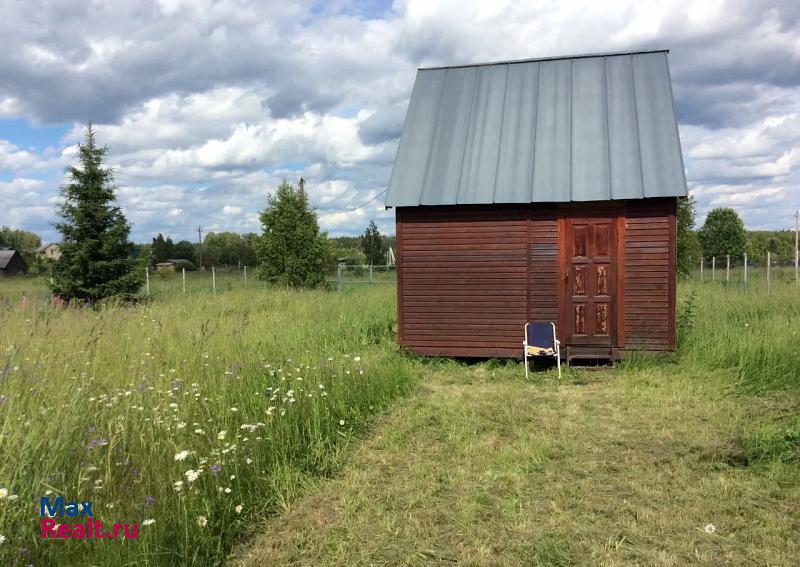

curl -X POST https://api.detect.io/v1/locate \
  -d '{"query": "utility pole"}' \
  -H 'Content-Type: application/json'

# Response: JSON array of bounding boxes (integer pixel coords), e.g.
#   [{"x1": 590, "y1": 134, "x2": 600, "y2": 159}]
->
[
  {"x1": 795, "y1": 209, "x2": 799, "y2": 287},
  {"x1": 299, "y1": 177, "x2": 305, "y2": 192},
  {"x1": 197, "y1": 226, "x2": 203, "y2": 269}
]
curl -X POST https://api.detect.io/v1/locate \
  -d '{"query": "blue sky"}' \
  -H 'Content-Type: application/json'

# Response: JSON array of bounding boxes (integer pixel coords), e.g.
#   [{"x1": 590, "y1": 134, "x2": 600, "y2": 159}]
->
[{"x1": 0, "y1": 0, "x2": 798, "y2": 244}]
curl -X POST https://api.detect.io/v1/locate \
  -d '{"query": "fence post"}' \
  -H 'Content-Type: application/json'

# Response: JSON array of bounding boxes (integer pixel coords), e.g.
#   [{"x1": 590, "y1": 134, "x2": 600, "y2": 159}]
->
[
  {"x1": 767, "y1": 251, "x2": 771, "y2": 294},
  {"x1": 336, "y1": 263, "x2": 343, "y2": 292},
  {"x1": 743, "y1": 252, "x2": 748, "y2": 288},
  {"x1": 212, "y1": 266, "x2": 216, "y2": 294},
  {"x1": 726, "y1": 255, "x2": 730, "y2": 284},
  {"x1": 712, "y1": 256, "x2": 716, "y2": 282},
  {"x1": 700, "y1": 257, "x2": 704, "y2": 281},
  {"x1": 369, "y1": 265, "x2": 373, "y2": 285},
  {"x1": 182, "y1": 268, "x2": 186, "y2": 295},
  {"x1": 145, "y1": 267, "x2": 150, "y2": 296},
  {"x1": 244, "y1": 265, "x2": 247, "y2": 287}
]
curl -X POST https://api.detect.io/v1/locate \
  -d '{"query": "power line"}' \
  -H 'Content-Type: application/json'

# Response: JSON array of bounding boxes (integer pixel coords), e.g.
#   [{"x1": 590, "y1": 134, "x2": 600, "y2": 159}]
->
[{"x1": 327, "y1": 188, "x2": 388, "y2": 215}]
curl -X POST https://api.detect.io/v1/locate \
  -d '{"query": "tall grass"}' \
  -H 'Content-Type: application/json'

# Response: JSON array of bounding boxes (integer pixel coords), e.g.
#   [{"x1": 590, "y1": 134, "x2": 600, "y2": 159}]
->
[
  {"x1": 0, "y1": 284, "x2": 414, "y2": 565},
  {"x1": 1, "y1": 272, "x2": 798, "y2": 563},
  {"x1": 677, "y1": 279, "x2": 800, "y2": 465},
  {"x1": 677, "y1": 279, "x2": 800, "y2": 394}
]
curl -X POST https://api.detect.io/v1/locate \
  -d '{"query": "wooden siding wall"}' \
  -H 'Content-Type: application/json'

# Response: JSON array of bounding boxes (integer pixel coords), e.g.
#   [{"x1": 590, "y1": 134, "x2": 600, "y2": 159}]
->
[
  {"x1": 623, "y1": 199, "x2": 676, "y2": 350},
  {"x1": 528, "y1": 210, "x2": 560, "y2": 334},
  {"x1": 397, "y1": 198, "x2": 676, "y2": 358},
  {"x1": 397, "y1": 206, "x2": 529, "y2": 357}
]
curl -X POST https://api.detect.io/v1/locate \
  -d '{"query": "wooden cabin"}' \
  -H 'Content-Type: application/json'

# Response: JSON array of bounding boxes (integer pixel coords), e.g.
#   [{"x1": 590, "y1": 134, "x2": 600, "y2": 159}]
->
[{"x1": 384, "y1": 50, "x2": 687, "y2": 361}]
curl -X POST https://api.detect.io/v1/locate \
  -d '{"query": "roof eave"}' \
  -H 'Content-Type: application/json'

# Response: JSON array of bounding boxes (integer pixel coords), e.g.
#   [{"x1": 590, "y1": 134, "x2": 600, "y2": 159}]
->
[{"x1": 418, "y1": 49, "x2": 670, "y2": 71}]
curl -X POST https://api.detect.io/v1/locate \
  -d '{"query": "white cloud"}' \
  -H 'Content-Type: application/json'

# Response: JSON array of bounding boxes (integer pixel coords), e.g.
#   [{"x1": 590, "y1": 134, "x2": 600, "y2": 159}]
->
[{"x1": 0, "y1": 0, "x2": 798, "y2": 241}]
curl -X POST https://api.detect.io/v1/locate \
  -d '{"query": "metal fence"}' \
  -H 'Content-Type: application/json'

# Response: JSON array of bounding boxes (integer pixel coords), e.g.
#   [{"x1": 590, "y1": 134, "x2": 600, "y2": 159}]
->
[
  {"x1": 690, "y1": 252, "x2": 799, "y2": 292},
  {"x1": 330, "y1": 264, "x2": 396, "y2": 291},
  {"x1": 142, "y1": 265, "x2": 399, "y2": 295}
]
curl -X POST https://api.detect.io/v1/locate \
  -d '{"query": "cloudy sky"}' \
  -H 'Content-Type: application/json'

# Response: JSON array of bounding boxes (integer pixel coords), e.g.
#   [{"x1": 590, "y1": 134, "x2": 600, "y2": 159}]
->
[{"x1": 0, "y1": 0, "x2": 798, "y2": 244}]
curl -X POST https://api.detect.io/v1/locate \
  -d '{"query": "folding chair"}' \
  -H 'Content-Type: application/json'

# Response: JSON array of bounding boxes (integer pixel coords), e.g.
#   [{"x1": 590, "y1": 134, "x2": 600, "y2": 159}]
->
[{"x1": 523, "y1": 322, "x2": 561, "y2": 379}]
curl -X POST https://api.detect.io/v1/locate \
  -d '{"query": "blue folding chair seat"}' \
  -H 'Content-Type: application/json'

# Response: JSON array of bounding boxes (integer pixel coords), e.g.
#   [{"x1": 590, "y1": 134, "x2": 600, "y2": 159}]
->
[{"x1": 523, "y1": 322, "x2": 561, "y2": 379}]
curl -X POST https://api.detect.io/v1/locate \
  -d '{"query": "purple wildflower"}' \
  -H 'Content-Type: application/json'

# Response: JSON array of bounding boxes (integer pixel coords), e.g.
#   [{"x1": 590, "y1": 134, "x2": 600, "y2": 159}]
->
[
  {"x1": 85, "y1": 438, "x2": 108, "y2": 449},
  {"x1": 145, "y1": 495, "x2": 155, "y2": 506},
  {"x1": 210, "y1": 464, "x2": 222, "y2": 476}
]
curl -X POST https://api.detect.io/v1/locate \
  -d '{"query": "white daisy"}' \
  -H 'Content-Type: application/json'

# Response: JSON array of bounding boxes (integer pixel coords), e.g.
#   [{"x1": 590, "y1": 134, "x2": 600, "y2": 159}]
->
[{"x1": 185, "y1": 469, "x2": 201, "y2": 483}]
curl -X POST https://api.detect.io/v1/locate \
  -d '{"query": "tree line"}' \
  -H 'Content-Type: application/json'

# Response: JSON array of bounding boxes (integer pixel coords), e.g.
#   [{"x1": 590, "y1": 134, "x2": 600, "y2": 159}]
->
[{"x1": 144, "y1": 223, "x2": 395, "y2": 272}]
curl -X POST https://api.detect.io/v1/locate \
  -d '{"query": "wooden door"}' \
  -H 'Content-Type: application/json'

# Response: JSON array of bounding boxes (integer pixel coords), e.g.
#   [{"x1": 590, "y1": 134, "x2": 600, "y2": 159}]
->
[{"x1": 564, "y1": 217, "x2": 617, "y2": 346}]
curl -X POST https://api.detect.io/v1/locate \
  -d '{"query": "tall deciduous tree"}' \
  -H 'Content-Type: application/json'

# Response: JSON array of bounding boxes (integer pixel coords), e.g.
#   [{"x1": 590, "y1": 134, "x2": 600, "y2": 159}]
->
[
  {"x1": 676, "y1": 196, "x2": 701, "y2": 277},
  {"x1": 360, "y1": 220, "x2": 386, "y2": 266},
  {"x1": 51, "y1": 124, "x2": 142, "y2": 301},
  {"x1": 256, "y1": 181, "x2": 328, "y2": 287},
  {"x1": 698, "y1": 207, "x2": 747, "y2": 264}
]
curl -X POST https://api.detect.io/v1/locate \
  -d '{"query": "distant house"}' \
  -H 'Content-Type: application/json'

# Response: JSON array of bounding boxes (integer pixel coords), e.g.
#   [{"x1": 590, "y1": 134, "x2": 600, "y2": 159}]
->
[
  {"x1": 156, "y1": 259, "x2": 196, "y2": 272},
  {"x1": 0, "y1": 250, "x2": 28, "y2": 276},
  {"x1": 38, "y1": 243, "x2": 62, "y2": 261}
]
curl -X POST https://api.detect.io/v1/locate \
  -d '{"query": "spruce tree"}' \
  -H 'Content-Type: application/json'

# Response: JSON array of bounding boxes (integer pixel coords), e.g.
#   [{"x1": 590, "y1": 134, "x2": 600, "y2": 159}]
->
[
  {"x1": 256, "y1": 181, "x2": 328, "y2": 288},
  {"x1": 51, "y1": 124, "x2": 143, "y2": 302}
]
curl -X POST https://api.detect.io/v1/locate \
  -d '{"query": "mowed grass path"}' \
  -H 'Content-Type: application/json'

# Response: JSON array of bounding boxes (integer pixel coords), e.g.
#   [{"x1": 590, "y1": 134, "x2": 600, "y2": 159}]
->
[{"x1": 232, "y1": 362, "x2": 800, "y2": 566}]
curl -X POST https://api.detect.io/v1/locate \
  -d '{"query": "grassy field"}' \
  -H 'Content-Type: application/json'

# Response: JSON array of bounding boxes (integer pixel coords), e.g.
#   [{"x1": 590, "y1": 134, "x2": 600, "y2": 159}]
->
[
  {"x1": 0, "y1": 280, "x2": 415, "y2": 565},
  {"x1": 1, "y1": 275, "x2": 799, "y2": 565}
]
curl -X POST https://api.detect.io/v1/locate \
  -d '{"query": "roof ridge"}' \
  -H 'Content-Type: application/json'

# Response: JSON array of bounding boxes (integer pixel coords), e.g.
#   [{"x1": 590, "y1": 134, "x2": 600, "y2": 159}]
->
[{"x1": 418, "y1": 49, "x2": 669, "y2": 71}]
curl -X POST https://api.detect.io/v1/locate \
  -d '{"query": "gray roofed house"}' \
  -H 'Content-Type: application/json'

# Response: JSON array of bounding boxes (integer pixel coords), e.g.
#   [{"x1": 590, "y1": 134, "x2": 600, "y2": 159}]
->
[
  {"x1": 386, "y1": 50, "x2": 687, "y2": 362},
  {"x1": 385, "y1": 49, "x2": 687, "y2": 207},
  {"x1": 0, "y1": 249, "x2": 28, "y2": 276}
]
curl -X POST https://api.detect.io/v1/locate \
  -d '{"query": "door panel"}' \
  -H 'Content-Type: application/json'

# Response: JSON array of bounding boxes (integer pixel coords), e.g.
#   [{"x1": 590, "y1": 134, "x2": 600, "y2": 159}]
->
[{"x1": 565, "y1": 218, "x2": 617, "y2": 346}]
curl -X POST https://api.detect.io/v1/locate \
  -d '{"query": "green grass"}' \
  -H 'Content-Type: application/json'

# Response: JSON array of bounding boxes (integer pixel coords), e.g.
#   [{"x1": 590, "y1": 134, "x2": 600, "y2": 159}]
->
[
  {"x1": 231, "y1": 364, "x2": 799, "y2": 566},
  {"x1": 1, "y1": 274, "x2": 799, "y2": 565},
  {"x1": 0, "y1": 283, "x2": 416, "y2": 565}
]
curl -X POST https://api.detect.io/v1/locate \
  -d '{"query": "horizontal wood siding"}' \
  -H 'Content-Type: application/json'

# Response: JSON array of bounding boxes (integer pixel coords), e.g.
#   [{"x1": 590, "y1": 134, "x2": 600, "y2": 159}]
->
[
  {"x1": 528, "y1": 209, "x2": 560, "y2": 338},
  {"x1": 623, "y1": 198, "x2": 676, "y2": 350},
  {"x1": 397, "y1": 198, "x2": 677, "y2": 358},
  {"x1": 398, "y1": 205, "x2": 528, "y2": 356}
]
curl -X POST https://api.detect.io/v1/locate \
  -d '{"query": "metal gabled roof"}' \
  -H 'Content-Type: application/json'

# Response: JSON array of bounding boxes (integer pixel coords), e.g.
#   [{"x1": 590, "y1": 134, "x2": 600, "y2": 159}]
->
[
  {"x1": 385, "y1": 50, "x2": 687, "y2": 207},
  {"x1": 0, "y1": 250, "x2": 18, "y2": 269}
]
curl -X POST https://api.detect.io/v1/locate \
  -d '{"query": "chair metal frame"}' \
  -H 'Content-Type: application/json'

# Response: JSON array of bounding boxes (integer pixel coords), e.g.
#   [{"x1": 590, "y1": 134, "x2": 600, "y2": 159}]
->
[{"x1": 523, "y1": 322, "x2": 561, "y2": 379}]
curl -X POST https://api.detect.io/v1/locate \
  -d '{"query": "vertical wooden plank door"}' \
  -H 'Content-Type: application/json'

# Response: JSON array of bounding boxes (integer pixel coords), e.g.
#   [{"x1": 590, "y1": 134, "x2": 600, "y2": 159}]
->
[{"x1": 565, "y1": 218, "x2": 617, "y2": 346}]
